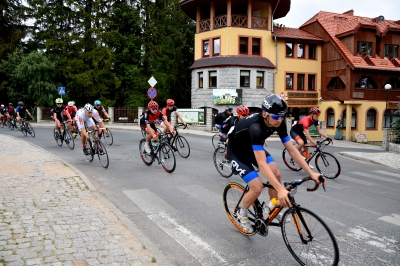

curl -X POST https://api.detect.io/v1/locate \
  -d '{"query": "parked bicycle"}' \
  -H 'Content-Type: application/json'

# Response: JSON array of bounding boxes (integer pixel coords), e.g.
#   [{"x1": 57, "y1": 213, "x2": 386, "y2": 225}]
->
[
  {"x1": 139, "y1": 132, "x2": 176, "y2": 173},
  {"x1": 165, "y1": 124, "x2": 190, "y2": 158},
  {"x1": 223, "y1": 175, "x2": 339, "y2": 266},
  {"x1": 282, "y1": 139, "x2": 341, "y2": 179},
  {"x1": 19, "y1": 118, "x2": 35, "y2": 138},
  {"x1": 84, "y1": 127, "x2": 109, "y2": 168},
  {"x1": 54, "y1": 121, "x2": 75, "y2": 150}
]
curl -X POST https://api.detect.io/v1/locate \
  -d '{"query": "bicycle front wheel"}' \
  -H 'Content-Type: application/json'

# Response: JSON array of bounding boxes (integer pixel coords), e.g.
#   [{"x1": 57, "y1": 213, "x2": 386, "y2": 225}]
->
[
  {"x1": 86, "y1": 139, "x2": 94, "y2": 162},
  {"x1": 95, "y1": 140, "x2": 109, "y2": 168},
  {"x1": 213, "y1": 147, "x2": 234, "y2": 178},
  {"x1": 103, "y1": 128, "x2": 113, "y2": 146},
  {"x1": 139, "y1": 139, "x2": 154, "y2": 166},
  {"x1": 282, "y1": 148, "x2": 302, "y2": 171},
  {"x1": 315, "y1": 152, "x2": 341, "y2": 179},
  {"x1": 222, "y1": 182, "x2": 257, "y2": 236},
  {"x1": 21, "y1": 124, "x2": 27, "y2": 136},
  {"x1": 159, "y1": 143, "x2": 176, "y2": 173},
  {"x1": 175, "y1": 135, "x2": 190, "y2": 158},
  {"x1": 65, "y1": 129, "x2": 75, "y2": 150},
  {"x1": 54, "y1": 130, "x2": 63, "y2": 146},
  {"x1": 26, "y1": 122, "x2": 35, "y2": 138},
  {"x1": 212, "y1": 134, "x2": 220, "y2": 149},
  {"x1": 281, "y1": 207, "x2": 339, "y2": 266}
]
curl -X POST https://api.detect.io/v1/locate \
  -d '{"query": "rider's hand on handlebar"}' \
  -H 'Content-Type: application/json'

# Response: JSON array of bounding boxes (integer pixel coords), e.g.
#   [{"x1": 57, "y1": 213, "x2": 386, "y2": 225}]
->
[
  {"x1": 278, "y1": 188, "x2": 292, "y2": 208},
  {"x1": 311, "y1": 173, "x2": 326, "y2": 190}
]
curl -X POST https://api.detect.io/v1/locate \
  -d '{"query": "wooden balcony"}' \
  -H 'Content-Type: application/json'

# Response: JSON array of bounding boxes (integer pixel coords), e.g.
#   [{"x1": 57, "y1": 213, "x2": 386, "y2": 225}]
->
[{"x1": 199, "y1": 14, "x2": 269, "y2": 32}]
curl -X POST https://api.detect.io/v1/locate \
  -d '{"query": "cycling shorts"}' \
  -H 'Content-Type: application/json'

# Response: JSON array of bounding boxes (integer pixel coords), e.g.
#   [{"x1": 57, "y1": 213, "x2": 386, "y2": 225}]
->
[
  {"x1": 290, "y1": 127, "x2": 307, "y2": 144},
  {"x1": 140, "y1": 124, "x2": 159, "y2": 135}
]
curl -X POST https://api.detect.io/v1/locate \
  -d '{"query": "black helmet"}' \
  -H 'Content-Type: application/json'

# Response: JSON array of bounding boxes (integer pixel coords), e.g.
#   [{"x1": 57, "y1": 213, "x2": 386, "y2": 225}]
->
[
  {"x1": 18, "y1": 101, "x2": 23, "y2": 106},
  {"x1": 262, "y1": 94, "x2": 287, "y2": 116},
  {"x1": 8, "y1": 103, "x2": 13, "y2": 106},
  {"x1": 225, "y1": 106, "x2": 233, "y2": 112}
]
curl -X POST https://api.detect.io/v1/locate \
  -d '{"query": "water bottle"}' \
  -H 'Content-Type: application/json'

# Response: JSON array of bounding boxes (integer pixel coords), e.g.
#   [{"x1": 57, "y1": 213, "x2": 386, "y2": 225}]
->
[
  {"x1": 152, "y1": 140, "x2": 159, "y2": 149},
  {"x1": 264, "y1": 198, "x2": 278, "y2": 216}
]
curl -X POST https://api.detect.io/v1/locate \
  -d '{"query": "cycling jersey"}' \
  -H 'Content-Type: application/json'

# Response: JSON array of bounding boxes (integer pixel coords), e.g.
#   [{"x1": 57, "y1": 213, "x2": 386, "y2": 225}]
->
[
  {"x1": 139, "y1": 109, "x2": 166, "y2": 132},
  {"x1": 63, "y1": 105, "x2": 77, "y2": 118},
  {"x1": 214, "y1": 111, "x2": 232, "y2": 125},
  {"x1": 0, "y1": 108, "x2": 6, "y2": 115},
  {"x1": 161, "y1": 105, "x2": 178, "y2": 123},
  {"x1": 290, "y1": 115, "x2": 319, "y2": 143},
  {"x1": 90, "y1": 109, "x2": 103, "y2": 124},
  {"x1": 94, "y1": 105, "x2": 107, "y2": 119},
  {"x1": 75, "y1": 109, "x2": 95, "y2": 131},
  {"x1": 15, "y1": 106, "x2": 28, "y2": 118},
  {"x1": 50, "y1": 105, "x2": 66, "y2": 122},
  {"x1": 5, "y1": 107, "x2": 15, "y2": 115}
]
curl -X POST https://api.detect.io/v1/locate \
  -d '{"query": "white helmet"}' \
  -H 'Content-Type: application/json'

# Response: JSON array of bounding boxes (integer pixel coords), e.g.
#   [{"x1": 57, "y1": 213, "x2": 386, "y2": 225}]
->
[
  {"x1": 68, "y1": 101, "x2": 74, "y2": 107},
  {"x1": 84, "y1": 103, "x2": 94, "y2": 113}
]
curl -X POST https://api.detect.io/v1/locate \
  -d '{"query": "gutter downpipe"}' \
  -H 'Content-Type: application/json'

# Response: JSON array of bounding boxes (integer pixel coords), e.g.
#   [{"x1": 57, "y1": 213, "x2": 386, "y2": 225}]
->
[{"x1": 274, "y1": 35, "x2": 278, "y2": 94}]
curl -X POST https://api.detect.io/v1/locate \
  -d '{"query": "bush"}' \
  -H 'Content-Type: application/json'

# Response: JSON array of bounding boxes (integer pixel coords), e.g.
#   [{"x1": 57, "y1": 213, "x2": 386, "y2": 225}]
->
[{"x1": 391, "y1": 109, "x2": 400, "y2": 143}]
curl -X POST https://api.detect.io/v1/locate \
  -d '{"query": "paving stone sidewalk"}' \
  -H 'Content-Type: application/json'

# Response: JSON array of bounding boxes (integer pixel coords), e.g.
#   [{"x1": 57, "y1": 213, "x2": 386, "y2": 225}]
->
[{"x1": 0, "y1": 135, "x2": 160, "y2": 266}]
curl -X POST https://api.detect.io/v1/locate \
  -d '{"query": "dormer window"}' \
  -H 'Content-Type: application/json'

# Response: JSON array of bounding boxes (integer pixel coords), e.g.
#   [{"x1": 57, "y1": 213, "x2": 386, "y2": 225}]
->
[
  {"x1": 355, "y1": 76, "x2": 377, "y2": 89},
  {"x1": 327, "y1": 77, "x2": 345, "y2": 90},
  {"x1": 384, "y1": 44, "x2": 399, "y2": 59},
  {"x1": 357, "y1": 41, "x2": 372, "y2": 56}
]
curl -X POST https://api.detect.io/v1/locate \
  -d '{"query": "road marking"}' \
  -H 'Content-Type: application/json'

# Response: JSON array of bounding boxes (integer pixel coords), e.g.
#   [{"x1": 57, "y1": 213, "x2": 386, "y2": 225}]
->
[
  {"x1": 350, "y1": 172, "x2": 400, "y2": 185},
  {"x1": 148, "y1": 212, "x2": 227, "y2": 266},
  {"x1": 177, "y1": 185, "x2": 220, "y2": 205},
  {"x1": 346, "y1": 226, "x2": 397, "y2": 254},
  {"x1": 123, "y1": 189, "x2": 176, "y2": 213},
  {"x1": 378, "y1": 213, "x2": 400, "y2": 227},
  {"x1": 337, "y1": 175, "x2": 373, "y2": 186},
  {"x1": 373, "y1": 170, "x2": 400, "y2": 179}
]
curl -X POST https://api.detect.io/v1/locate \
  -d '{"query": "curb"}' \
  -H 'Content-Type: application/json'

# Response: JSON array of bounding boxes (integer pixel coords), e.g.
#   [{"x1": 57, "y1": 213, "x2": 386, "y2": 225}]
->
[{"x1": 339, "y1": 152, "x2": 400, "y2": 170}]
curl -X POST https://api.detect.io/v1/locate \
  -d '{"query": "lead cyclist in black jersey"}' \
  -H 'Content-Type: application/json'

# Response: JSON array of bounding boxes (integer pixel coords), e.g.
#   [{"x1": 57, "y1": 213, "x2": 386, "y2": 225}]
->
[{"x1": 227, "y1": 94, "x2": 324, "y2": 234}]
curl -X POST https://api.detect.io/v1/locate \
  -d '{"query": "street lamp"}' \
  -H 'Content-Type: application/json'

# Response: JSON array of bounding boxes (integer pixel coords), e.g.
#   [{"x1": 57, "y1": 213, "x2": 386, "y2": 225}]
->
[{"x1": 384, "y1": 83, "x2": 392, "y2": 110}]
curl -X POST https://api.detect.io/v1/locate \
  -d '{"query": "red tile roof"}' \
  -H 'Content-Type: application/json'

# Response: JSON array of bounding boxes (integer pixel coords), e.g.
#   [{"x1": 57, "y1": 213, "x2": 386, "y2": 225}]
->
[
  {"x1": 300, "y1": 11, "x2": 400, "y2": 71},
  {"x1": 273, "y1": 26, "x2": 323, "y2": 41}
]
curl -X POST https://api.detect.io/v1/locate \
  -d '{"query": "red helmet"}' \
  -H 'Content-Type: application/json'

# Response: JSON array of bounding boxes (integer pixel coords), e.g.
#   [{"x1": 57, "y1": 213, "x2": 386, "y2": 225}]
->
[
  {"x1": 148, "y1": 101, "x2": 159, "y2": 109},
  {"x1": 310, "y1": 107, "x2": 321, "y2": 115},
  {"x1": 236, "y1": 105, "x2": 249, "y2": 115},
  {"x1": 166, "y1": 99, "x2": 175, "y2": 106}
]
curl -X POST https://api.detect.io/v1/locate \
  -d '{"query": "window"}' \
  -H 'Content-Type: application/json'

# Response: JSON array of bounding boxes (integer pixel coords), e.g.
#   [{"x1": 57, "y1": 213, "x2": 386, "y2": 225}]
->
[
  {"x1": 286, "y1": 42, "x2": 293, "y2": 57},
  {"x1": 342, "y1": 109, "x2": 356, "y2": 129},
  {"x1": 355, "y1": 76, "x2": 377, "y2": 89},
  {"x1": 383, "y1": 77, "x2": 400, "y2": 90},
  {"x1": 198, "y1": 72, "x2": 203, "y2": 88},
  {"x1": 209, "y1": 71, "x2": 217, "y2": 87},
  {"x1": 213, "y1": 38, "x2": 220, "y2": 55},
  {"x1": 203, "y1": 40, "x2": 209, "y2": 57},
  {"x1": 309, "y1": 44, "x2": 316, "y2": 59},
  {"x1": 327, "y1": 108, "x2": 335, "y2": 127},
  {"x1": 308, "y1": 74, "x2": 316, "y2": 90},
  {"x1": 327, "y1": 77, "x2": 346, "y2": 89},
  {"x1": 297, "y1": 74, "x2": 305, "y2": 90},
  {"x1": 357, "y1": 41, "x2": 372, "y2": 56},
  {"x1": 384, "y1": 110, "x2": 392, "y2": 128},
  {"x1": 256, "y1": 71, "x2": 264, "y2": 88},
  {"x1": 240, "y1": 70, "x2": 250, "y2": 87},
  {"x1": 366, "y1": 109, "x2": 376, "y2": 129},
  {"x1": 239, "y1": 37, "x2": 248, "y2": 54},
  {"x1": 297, "y1": 43, "x2": 305, "y2": 58},
  {"x1": 252, "y1": 38, "x2": 260, "y2": 55},
  {"x1": 286, "y1": 73, "x2": 294, "y2": 90},
  {"x1": 384, "y1": 44, "x2": 399, "y2": 59}
]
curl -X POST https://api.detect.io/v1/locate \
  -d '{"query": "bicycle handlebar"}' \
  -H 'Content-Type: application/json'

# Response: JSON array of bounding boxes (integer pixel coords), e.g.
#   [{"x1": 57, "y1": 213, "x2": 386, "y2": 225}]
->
[{"x1": 283, "y1": 175, "x2": 325, "y2": 192}]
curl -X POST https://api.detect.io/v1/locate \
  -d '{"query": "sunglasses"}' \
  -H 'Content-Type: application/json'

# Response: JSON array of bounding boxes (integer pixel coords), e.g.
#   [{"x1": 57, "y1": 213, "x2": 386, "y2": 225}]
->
[
  {"x1": 269, "y1": 114, "x2": 285, "y2": 120},
  {"x1": 95, "y1": 105, "x2": 101, "y2": 107},
  {"x1": 151, "y1": 108, "x2": 158, "y2": 111},
  {"x1": 56, "y1": 103, "x2": 62, "y2": 105}
]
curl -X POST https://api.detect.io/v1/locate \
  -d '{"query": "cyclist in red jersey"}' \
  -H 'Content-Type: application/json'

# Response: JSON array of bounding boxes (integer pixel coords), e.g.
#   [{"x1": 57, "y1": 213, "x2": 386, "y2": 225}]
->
[
  {"x1": 290, "y1": 107, "x2": 331, "y2": 158},
  {"x1": 63, "y1": 101, "x2": 78, "y2": 135},
  {"x1": 160, "y1": 99, "x2": 187, "y2": 134}
]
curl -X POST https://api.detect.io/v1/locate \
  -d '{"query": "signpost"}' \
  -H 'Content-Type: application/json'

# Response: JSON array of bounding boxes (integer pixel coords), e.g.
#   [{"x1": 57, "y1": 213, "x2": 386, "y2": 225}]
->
[
  {"x1": 147, "y1": 76, "x2": 158, "y2": 100},
  {"x1": 58, "y1": 87, "x2": 66, "y2": 98}
]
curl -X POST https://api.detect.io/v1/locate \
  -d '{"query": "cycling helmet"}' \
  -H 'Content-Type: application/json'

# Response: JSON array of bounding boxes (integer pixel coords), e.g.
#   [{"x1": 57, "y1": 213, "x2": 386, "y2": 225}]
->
[
  {"x1": 18, "y1": 101, "x2": 24, "y2": 106},
  {"x1": 310, "y1": 107, "x2": 321, "y2": 115},
  {"x1": 261, "y1": 94, "x2": 287, "y2": 116},
  {"x1": 94, "y1": 100, "x2": 101, "y2": 105},
  {"x1": 148, "y1": 101, "x2": 159, "y2": 109},
  {"x1": 55, "y1": 98, "x2": 63, "y2": 104},
  {"x1": 236, "y1": 105, "x2": 249, "y2": 115},
  {"x1": 226, "y1": 106, "x2": 233, "y2": 112},
  {"x1": 8, "y1": 103, "x2": 13, "y2": 106},
  {"x1": 166, "y1": 99, "x2": 175, "y2": 106},
  {"x1": 68, "y1": 101, "x2": 74, "y2": 107},
  {"x1": 84, "y1": 103, "x2": 94, "y2": 113},
  {"x1": 1, "y1": 104, "x2": 4, "y2": 108}
]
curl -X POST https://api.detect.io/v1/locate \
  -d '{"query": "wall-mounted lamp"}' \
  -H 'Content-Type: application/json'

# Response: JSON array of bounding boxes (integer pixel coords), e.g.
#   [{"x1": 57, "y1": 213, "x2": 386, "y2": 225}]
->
[{"x1": 384, "y1": 84, "x2": 392, "y2": 110}]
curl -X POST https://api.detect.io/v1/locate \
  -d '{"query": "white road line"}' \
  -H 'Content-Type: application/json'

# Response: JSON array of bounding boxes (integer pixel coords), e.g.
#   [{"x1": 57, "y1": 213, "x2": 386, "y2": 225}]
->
[
  {"x1": 346, "y1": 226, "x2": 397, "y2": 254},
  {"x1": 123, "y1": 189, "x2": 176, "y2": 213},
  {"x1": 373, "y1": 170, "x2": 400, "y2": 179},
  {"x1": 148, "y1": 212, "x2": 227, "y2": 266},
  {"x1": 378, "y1": 214, "x2": 400, "y2": 227},
  {"x1": 350, "y1": 172, "x2": 400, "y2": 185}
]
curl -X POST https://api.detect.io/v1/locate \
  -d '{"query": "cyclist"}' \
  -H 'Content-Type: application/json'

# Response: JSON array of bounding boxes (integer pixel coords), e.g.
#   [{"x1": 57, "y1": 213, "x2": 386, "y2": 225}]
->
[
  {"x1": 0, "y1": 104, "x2": 5, "y2": 123},
  {"x1": 161, "y1": 98, "x2": 187, "y2": 134},
  {"x1": 93, "y1": 100, "x2": 111, "y2": 121},
  {"x1": 4, "y1": 103, "x2": 16, "y2": 123},
  {"x1": 290, "y1": 107, "x2": 331, "y2": 159},
  {"x1": 227, "y1": 94, "x2": 323, "y2": 233},
  {"x1": 51, "y1": 98, "x2": 72, "y2": 138},
  {"x1": 16, "y1": 101, "x2": 34, "y2": 123},
  {"x1": 75, "y1": 103, "x2": 97, "y2": 155},
  {"x1": 63, "y1": 101, "x2": 78, "y2": 136},
  {"x1": 140, "y1": 101, "x2": 174, "y2": 154},
  {"x1": 214, "y1": 106, "x2": 233, "y2": 143}
]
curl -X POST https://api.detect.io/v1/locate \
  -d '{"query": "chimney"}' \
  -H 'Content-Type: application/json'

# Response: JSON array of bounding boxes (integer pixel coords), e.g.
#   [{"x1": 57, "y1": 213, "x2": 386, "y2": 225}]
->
[{"x1": 342, "y1": 9, "x2": 354, "y2": 16}]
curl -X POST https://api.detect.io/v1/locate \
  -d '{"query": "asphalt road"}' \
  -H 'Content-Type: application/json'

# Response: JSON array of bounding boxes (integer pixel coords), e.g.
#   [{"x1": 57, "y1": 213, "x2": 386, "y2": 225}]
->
[{"x1": 2, "y1": 127, "x2": 400, "y2": 266}]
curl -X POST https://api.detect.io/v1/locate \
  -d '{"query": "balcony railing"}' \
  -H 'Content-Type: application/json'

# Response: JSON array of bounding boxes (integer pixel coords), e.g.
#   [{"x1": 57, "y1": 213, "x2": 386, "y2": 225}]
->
[{"x1": 199, "y1": 14, "x2": 268, "y2": 32}]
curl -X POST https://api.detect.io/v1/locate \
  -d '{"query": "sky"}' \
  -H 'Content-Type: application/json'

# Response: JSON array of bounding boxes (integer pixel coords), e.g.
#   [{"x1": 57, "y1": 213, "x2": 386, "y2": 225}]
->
[{"x1": 273, "y1": 0, "x2": 398, "y2": 28}]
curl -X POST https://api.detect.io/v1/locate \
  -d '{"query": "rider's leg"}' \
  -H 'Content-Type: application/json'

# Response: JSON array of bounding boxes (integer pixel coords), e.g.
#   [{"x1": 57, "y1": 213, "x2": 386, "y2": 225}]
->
[{"x1": 266, "y1": 162, "x2": 281, "y2": 200}]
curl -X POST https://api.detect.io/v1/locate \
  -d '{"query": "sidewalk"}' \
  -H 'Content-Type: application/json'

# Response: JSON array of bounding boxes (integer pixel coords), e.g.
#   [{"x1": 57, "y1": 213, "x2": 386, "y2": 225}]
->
[{"x1": 0, "y1": 134, "x2": 166, "y2": 265}]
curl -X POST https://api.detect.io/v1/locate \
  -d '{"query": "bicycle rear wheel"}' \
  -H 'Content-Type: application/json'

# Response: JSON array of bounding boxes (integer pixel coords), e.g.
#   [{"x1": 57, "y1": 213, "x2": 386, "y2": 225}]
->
[
  {"x1": 139, "y1": 139, "x2": 154, "y2": 166},
  {"x1": 95, "y1": 140, "x2": 109, "y2": 168},
  {"x1": 222, "y1": 182, "x2": 257, "y2": 236},
  {"x1": 21, "y1": 124, "x2": 27, "y2": 136},
  {"x1": 54, "y1": 130, "x2": 63, "y2": 146},
  {"x1": 103, "y1": 128, "x2": 113, "y2": 146},
  {"x1": 85, "y1": 139, "x2": 94, "y2": 162},
  {"x1": 159, "y1": 143, "x2": 176, "y2": 173},
  {"x1": 282, "y1": 148, "x2": 302, "y2": 171},
  {"x1": 174, "y1": 135, "x2": 190, "y2": 158},
  {"x1": 315, "y1": 152, "x2": 341, "y2": 179},
  {"x1": 26, "y1": 122, "x2": 35, "y2": 138},
  {"x1": 281, "y1": 207, "x2": 339, "y2": 266},
  {"x1": 65, "y1": 129, "x2": 75, "y2": 150},
  {"x1": 213, "y1": 147, "x2": 234, "y2": 178}
]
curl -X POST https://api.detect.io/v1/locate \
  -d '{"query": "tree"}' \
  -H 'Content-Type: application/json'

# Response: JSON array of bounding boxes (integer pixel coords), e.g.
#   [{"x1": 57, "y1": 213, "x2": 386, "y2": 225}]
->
[{"x1": 391, "y1": 109, "x2": 400, "y2": 144}]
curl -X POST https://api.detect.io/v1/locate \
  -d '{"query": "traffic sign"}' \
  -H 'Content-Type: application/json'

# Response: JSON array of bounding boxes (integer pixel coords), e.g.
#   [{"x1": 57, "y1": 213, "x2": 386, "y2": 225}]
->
[
  {"x1": 147, "y1": 87, "x2": 158, "y2": 99},
  {"x1": 148, "y1": 76, "x2": 157, "y2": 87},
  {"x1": 280, "y1": 92, "x2": 285, "y2": 99},
  {"x1": 58, "y1": 87, "x2": 66, "y2": 95}
]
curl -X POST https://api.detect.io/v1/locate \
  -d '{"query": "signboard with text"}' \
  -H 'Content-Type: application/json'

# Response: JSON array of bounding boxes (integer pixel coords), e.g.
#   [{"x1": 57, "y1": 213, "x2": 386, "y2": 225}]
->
[{"x1": 178, "y1": 109, "x2": 204, "y2": 124}]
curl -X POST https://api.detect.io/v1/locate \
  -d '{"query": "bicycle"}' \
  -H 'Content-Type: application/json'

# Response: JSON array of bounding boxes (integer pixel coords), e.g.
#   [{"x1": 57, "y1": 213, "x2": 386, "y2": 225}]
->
[
  {"x1": 223, "y1": 175, "x2": 339, "y2": 266},
  {"x1": 53, "y1": 121, "x2": 75, "y2": 150},
  {"x1": 0, "y1": 118, "x2": 8, "y2": 128},
  {"x1": 165, "y1": 124, "x2": 190, "y2": 158},
  {"x1": 94, "y1": 119, "x2": 114, "y2": 146},
  {"x1": 139, "y1": 132, "x2": 176, "y2": 173},
  {"x1": 282, "y1": 139, "x2": 341, "y2": 179},
  {"x1": 141, "y1": 126, "x2": 162, "y2": 139},
  {"x1": 8, "y1": 116, "x2": 20, "y2": 130},
  {"x1": 19, "y1": 118, "x2": 35, "y2": 138},
  {"x1": 213, "y1": 143, "x2": 234, "y2": 178},
  {"x1": 84, "y1": 127, "x2": 109, "y2": 168}
]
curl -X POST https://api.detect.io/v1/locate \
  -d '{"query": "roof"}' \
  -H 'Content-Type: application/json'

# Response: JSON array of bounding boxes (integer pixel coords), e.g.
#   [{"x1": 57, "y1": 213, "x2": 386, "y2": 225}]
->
[
  {"x1": 300, "y1": 10, "x2": 400, "y2": 71},
  {"x1": 273, "y1": 26, "x2": 323, "y2": 41},
  {"x1": 190, "y1": 56, "x2": 276, "y2": 70}
]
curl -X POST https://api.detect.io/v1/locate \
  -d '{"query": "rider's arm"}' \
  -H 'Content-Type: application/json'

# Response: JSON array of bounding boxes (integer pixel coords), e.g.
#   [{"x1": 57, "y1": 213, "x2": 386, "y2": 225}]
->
[
  {"x1": 176, "y1": 112, "x2": 186, "y2": 125},
  {"x1": 316, "y1": 125, "x2": 329, "y2": 139},
  {"x1": 284, "y1": 141, "x2": 316, "y2": 176},
  {"x1": 304, "y1": 129, "x2": 317, "y2": 146}
]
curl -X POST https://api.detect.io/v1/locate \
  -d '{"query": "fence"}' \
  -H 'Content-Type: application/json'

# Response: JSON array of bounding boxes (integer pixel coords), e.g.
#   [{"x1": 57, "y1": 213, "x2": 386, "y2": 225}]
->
[
  {"x1": 41, "y1": 107, "x2": 53, "y2": 120},
  {"x1": 114, "y1": 107, "x2": 139, "y2": 123}
]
